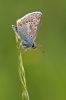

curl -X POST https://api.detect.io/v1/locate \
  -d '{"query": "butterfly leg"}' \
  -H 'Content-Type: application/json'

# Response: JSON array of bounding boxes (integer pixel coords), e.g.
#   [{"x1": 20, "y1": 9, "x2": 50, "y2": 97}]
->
[{"x1": 22, "y1": 49, "x2": 27, "y2": 54}]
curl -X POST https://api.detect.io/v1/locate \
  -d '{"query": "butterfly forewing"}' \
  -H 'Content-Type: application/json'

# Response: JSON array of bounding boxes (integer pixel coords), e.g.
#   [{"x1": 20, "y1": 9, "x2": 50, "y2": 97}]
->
[{"x1": 16, "y1": 12, "x2": 42, "y2": 43}]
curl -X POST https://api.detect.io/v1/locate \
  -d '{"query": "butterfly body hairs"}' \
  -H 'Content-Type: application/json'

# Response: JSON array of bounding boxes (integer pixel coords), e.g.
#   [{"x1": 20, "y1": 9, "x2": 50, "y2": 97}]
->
[{"x1": 12, "y1": 12, "x2": 44, "y2": 54}]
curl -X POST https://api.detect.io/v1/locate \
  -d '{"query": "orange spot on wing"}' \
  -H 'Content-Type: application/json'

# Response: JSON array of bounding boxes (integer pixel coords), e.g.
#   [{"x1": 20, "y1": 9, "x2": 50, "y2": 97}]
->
[
  {"x1": 25, "y1": 20, "x2": 28, "y2": 23},
  {"x1": 33, "y1": 20, "x2": 38, "y2": 26},
  {"x1": 18, "y1": 22, "x2": 22, "y2": 26},
  {"x1": 22, "y1": 21, "x2": 25, "y2": 24},
  {"x1": 28, "y1": 20, "x2": 31, "y2": 22},
  {"x1": 30, "y1": 19, "x2": 37, "y2": 26},
  {"x1": 31, "y1": 20, "x2": 33, "y2": 22},
  {"x1": 18, "y1": 21, "x2": 25, "y2": 26},
  {"x1": 35, "y1": 16, "x2": 40, "y2": 20},
  {"x1": 18, "y1": 19, "x2": 38, "y2": 26}
]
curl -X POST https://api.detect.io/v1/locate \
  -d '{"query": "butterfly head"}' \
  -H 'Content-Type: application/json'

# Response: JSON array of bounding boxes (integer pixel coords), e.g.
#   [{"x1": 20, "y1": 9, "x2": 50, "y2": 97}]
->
[{"x1": 21, "y1": 40, "x2": 36, "y2": 50}]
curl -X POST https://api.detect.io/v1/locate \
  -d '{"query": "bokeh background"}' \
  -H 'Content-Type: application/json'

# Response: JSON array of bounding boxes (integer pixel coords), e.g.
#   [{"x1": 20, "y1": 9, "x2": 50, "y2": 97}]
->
[{"x1": 0, "y1": 0, "x2": 66, "y2": 100}]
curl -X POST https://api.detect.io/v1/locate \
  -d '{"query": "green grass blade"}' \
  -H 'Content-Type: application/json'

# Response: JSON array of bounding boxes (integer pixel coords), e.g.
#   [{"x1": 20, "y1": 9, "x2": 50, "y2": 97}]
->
[{"x1": 16, "y1": 36, "x2": 29, "y2": 100}]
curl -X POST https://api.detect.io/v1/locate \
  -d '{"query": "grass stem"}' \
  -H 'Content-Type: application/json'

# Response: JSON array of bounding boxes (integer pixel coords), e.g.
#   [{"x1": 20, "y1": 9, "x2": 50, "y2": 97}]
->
[{"x1": 16, "y1": 36, "x2": 29, "y2": 100}]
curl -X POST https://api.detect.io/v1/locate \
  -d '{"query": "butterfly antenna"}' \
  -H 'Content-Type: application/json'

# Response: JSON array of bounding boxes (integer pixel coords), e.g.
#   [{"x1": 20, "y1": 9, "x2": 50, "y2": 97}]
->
[{"x1": 37, "y1": 43, "x2": 45, "y2": 53}]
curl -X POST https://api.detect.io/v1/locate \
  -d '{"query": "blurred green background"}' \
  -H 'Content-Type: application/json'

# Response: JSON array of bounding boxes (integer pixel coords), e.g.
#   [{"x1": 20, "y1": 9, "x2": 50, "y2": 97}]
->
[{"x1": 0, "y1": 0, "x2": 66, "y2": 100}]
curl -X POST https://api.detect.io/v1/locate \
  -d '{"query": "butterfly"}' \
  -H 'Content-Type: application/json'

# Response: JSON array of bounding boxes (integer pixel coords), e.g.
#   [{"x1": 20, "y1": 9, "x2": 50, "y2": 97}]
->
[{"x1": 12, "y1": 11, "x2": 44, "y2": 54}]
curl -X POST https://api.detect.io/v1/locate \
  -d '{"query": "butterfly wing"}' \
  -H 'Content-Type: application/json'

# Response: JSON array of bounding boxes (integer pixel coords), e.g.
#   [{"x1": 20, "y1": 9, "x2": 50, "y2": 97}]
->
[{"x1": 16, "y1": 12, "x2": 42, "y2": 44}]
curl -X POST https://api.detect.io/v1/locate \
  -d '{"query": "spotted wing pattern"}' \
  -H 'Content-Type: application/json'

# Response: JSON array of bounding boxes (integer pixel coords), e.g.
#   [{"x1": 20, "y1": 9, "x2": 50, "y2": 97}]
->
[{"x1": 16, "y1": 12, "x2": 42, "y2": 43}]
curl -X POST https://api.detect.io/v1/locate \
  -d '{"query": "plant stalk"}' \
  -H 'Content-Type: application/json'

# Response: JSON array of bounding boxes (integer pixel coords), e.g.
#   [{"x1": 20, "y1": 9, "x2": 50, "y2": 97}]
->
[{"x1": 16, "y1": 36, "x2": 29, "y2": 100}]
